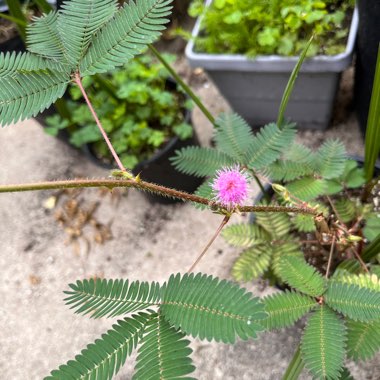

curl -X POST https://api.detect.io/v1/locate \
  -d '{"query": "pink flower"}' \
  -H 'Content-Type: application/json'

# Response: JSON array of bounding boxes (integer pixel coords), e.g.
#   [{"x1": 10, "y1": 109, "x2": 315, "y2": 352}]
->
[{"x1": 212, "y1": 166, "x2": 249, "y2": 208}]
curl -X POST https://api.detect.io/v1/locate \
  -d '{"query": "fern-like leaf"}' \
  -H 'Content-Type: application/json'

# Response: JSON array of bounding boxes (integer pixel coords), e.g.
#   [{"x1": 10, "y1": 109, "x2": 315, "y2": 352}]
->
[
  {"x1": 58, "y1": 0, "x2": 118, "y2": 66},
  {"x1": 346, "y1": 319, "x2": 380, "y2": 361},
  {"x1": 0, "y1": 70, "x2": 69, "y2": 126},
  {"x1": 27, "y1": 11, "x2": 69, "y2": 62},
  {"x1": 332, "y1": 273, "x2": 380, "y2": 294},
  {"x1": 291, "y1": 213, "x2": 316, "y2": 232},
  {"x1": 325, "y1": 281, "x2": 380, "y2": 322},
  {"x1": 286, "y1": 177, "x2": 327, "y2": 201},
  {"x1": 264, "y1": 160, "x2": 315, "y2": 182},
  {"x1": 334, "y1": 199, "x2": 357, "y2": 224},
  {"x1": 0, "y1": 51, "x2": 67, "y2": 78},
  {"x1": 245, "y1": 122, "x2": 296, "y2": 170},
  {"x1": 277, "y1": 255, "x2": 327, "y2": 297},
  {"x1": 213, "y1": 113, "x2": 253, "y2": 160},
  {"x1": 133, "y1": 313, "x2": 195, "y2": 379},
  {"x1": 64, "y1": 278, "x2": 161, "y2": 318},
  {"x1": 315, "y1": 139, "x2": 347, "y2": 179},
  {"x1": 222, "y1": 223, "x2": 270, "y2": 248},
  {"x1": 160, "y1": 273, "x2": 266, "y2": 343},
  {"x1": 45, "y1": 312, "x2": 152, "y2": 380},
  {"x1": 301, "y1": 305, "x2": 346, "y2": 380},
  {"x1": 232, "y1": 245, "x2": 272, "y2": 281},
  {"x1": 271, "y1": 242, "x2": 304, "y2": 278},
  {"x1": 80, "y1": 0, "x2": 173, "y2": 76},
  {"x1": 263, "y1": 290, "x2": 316, "y2": 330},
  {"x1": 256, "y1": 210, "x2": 291, "y2": 239},
  {"x1": 171, "y1": 146, "x2": 235, "y2": 177}
]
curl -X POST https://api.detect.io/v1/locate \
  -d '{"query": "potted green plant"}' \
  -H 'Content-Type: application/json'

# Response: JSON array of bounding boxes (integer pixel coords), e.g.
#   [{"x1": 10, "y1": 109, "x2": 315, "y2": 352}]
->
[
  {"x1": 185, "y1": 0, "x2": 357, "y2": 130},
  {"x1": 44, "y1": 54, "x2": 203, "y2": 203}
]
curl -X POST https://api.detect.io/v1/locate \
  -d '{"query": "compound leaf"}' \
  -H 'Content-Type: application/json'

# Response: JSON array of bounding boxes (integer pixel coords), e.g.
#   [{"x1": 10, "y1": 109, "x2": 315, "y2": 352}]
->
[
  {"x1": 45, "y1": 312, "x2": 152, "y2": 380},
  {"x1": 64, "y1": 278, "x2": 161, "y2": 318},
  {"x1": 315, "y1": 139, "x2": 347, "y2": 179},
  {"x1": 301, "y1": 305, "x2": 346, "y2": 380},
  {"x1": 232, "y1": 245, "x2": 272, "y2": 281},
  {"x1": 133, "y1": 314, "x2": 195, "y2": 380},
  {"x1": 160, "y1": 273, "x2": 266, "y2": 343},
  {"x1": 0, "y1": 69, "x2": 69, "y2": 126},
  {"x1": 325, "y1": 281, "x2": 380, "y2": 322},
  {"x1": 277, "y1": 255, "x2": 326, "y2": 297},
  {"x1": 171, "y1": 146, "x2": 235, "y2": 177},
  {"x1": 222, "y1": 223, "x2": 270, "y2": 248},
  {"x1": 286, "y1": 177, "x2": 327, "y2": 201},
  {"x1": 263, "y1": 290, "x2": 316, "y2": 330},
  {"x1": 80, "y1": 0, "x2": 173, "y2": 75},
  {"x1": 346, "y1": 319, "x2": 380, "y2": 361},
  {"x1": 245, "y1": 122, "x2": 296, "y2": 170},
  {"x1": 255, "y1": 208, "x2": 291, "y2": 239},
  {"x1": 27, "y1": 11, "x2": 68, "y2": 62},
  {"x1": 58, "y1": 0, "x2": 118, "y2": 66},
  {"x1": 0, "y1": 51, "x2": 67, "y2": 79},
  {"x1": 214, "y1": 112, "x2": 253, "y2": 160}
]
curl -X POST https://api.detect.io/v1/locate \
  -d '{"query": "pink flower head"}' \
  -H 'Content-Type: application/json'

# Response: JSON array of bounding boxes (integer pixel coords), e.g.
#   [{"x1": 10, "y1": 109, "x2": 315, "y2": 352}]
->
[{"x1": 212, "y1": 166, "x2": 249, "y2": 208}]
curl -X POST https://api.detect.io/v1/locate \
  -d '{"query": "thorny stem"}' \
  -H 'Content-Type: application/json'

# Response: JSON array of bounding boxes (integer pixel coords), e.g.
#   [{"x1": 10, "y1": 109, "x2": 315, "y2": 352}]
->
[
  {"x1": 325, "y1": 235, "x2": 336, "y2": 278},
  {"x1": 0, "y1": 178, "x2": 318, "y2": 215},
  {"x1": 73, "y1": 72, "x2": 126, "y2": 172},
  {"x1": 187, "y1": 215, "x2": 230, "y2": 273}
]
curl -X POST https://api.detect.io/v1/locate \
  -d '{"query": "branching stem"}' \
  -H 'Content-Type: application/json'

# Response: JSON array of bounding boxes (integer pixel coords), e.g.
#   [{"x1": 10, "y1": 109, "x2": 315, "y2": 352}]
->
[
  {"x1": 73, "y1": 72, "x2": 126, "y2": 172},
  {"x1": 187, "y1": 215, "x2": 230, "y2": 273},
  {"x1": 0, "y1": 178, "x2": 318, "y2": 216}
]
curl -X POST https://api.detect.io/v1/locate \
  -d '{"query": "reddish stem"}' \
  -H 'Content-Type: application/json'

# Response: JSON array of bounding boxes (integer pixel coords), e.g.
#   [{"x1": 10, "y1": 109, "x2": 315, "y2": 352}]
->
[
  {"x1": 73, "y1": 72, "x2": 126, "y2": 172},
  {"x1": 187, "y1": 215, "x2": 230, "y2": 273}
]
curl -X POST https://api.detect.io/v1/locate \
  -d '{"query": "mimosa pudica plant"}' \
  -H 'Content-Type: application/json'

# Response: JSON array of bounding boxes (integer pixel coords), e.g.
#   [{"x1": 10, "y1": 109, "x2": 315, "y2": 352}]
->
[{"x1": 0, "y1": 0, "x2": 380, "y2": 379}]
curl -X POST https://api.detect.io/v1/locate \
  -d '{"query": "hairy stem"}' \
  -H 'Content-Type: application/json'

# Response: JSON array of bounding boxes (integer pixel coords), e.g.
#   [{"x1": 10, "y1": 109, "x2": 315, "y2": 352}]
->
[
  {"x1": 0, "y1": 179, "x2": 318, "y2": 215},
  {"x1": 149, "y1": 45, "x2": 215, "y2": 125},
  {"x1": 73, "y1": 72, "x2": 126, "y2": 172},
  {"x1": 187, "y1": 215, "x2": 230, "y2": 273}
]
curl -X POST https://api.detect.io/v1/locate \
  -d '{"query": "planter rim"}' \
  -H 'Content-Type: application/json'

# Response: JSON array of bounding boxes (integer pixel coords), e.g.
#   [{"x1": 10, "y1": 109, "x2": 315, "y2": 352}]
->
[{"x1": 186, "y1": 0, "x2": 358, "y2": 73}]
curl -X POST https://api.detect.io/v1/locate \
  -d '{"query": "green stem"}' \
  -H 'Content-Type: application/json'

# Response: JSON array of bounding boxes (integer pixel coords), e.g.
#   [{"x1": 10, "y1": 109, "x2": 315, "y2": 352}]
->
[
  {"x1": 282, "y1": 346, "x2": 304, "y2": 380},
  {"x1": 0, "y1": 12, "x2": 27, "y2": 27},
  {"x1": 149, "y1": 45, "x2": 270, "y2": 196},
  {"x1": 277, "y1": 36, "x2": 313, "y2": 128},
  {"x1": 149, "y1": 44, "x2": 215, "y2": 125},
  {"x1": 364, "y1": 45, "x2": 380, "y2": 183},
  {"x1": 5, "y1": 0, "x2": 27, "y2": 40},
  {"x1": 0, "y1": 178, "x2": 318, "y2": 215}
]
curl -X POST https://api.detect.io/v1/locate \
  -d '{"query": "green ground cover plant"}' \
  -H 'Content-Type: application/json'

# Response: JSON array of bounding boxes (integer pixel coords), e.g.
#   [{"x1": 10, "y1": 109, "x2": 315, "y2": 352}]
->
[
  {"x1": 45, "y1": 54, "x2": 193, "y2": 169},
  {"x1": 0, "y1": 0, "x2": 379, "y2": 379},
  {"x1": 188, "y1": 0, "x2": 355, "y2": 56}
]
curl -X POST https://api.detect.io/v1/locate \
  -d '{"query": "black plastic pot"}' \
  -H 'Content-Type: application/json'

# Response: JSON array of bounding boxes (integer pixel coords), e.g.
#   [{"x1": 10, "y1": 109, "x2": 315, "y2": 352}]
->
[
  {"x1": 354, "y1": 0, "x2": 380, "y2": 136},
  {"x1": 84, "y1": 131, "x2": 204, "y2": 205}
]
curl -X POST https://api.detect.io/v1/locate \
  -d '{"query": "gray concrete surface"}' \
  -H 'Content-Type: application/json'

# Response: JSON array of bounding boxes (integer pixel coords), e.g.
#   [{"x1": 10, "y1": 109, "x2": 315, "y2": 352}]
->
[{"x1": 0, "y1": 63, "x2": 379, "y2": 379}]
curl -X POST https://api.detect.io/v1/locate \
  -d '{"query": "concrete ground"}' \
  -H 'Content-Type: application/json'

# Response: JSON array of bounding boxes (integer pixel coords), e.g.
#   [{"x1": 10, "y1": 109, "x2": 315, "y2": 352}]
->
[{"x1": 0, "y1": 61, "x2": 379, "y2": 380}]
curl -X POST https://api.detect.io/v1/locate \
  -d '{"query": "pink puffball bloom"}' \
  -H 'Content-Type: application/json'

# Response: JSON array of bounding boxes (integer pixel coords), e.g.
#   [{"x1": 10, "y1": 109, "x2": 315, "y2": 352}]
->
[{"x1": 212, "y1": 166, "x2": 249, "y2": 208}]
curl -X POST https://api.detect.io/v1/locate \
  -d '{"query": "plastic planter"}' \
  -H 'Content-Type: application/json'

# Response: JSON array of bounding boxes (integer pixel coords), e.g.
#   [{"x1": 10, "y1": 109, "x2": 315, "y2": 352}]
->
[{"x1": 186, "y1": 0, "x2": 358, "y2": 130}]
